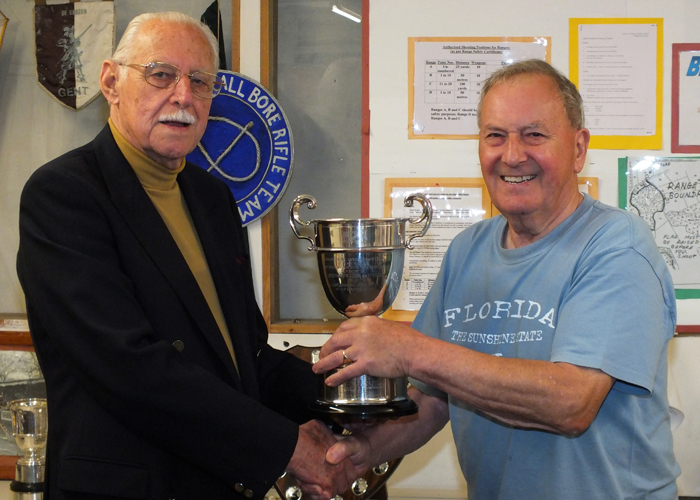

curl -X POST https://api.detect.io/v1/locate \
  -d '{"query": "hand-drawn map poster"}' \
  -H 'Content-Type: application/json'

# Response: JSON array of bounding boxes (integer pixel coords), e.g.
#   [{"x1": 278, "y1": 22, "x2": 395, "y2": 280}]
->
[
  {"x1": 409, "y1": 37, "x2": 550, "y2": 139},
  {"x1": 619, "y1": 157, "x2": 700, "y2": 298}
]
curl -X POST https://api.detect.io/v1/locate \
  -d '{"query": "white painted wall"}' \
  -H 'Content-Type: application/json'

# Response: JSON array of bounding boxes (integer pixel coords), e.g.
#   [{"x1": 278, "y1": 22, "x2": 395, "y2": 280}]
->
[{"x1": 0, "y1": 0, "x2": 698, "y2": 497}]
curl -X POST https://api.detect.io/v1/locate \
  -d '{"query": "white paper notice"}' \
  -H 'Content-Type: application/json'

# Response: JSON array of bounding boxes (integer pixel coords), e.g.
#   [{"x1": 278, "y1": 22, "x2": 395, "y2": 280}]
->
[
  {"x1": 678, "y1": 50, "x2": 700, "y2": 146},
  {"x1": 390, "y1": 187, "x2": 485, "y2": 311},
  {"x1": 412, "y1": 40, "x2": 548, "y2": 136},
  {"x1": 577, "y1": 23, "x2": 657, "y2": 136}
]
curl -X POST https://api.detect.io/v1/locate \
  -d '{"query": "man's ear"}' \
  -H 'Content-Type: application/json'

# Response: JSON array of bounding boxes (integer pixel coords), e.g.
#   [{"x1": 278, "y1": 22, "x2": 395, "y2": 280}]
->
[
  {"x1": 100, "y1": 60, "x2": 120, "y2": 104},
  {"x1": 573, "y1": 128, "x2": 590, "y2": 174}
]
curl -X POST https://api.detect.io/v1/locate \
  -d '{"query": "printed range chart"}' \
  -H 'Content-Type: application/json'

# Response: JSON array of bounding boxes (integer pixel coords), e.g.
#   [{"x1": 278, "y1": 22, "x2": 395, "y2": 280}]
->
[
  {"x1": 411, "y1": 39, "x2": 548, "y2": 137},
  {"x1": 423, "y1": 60, "x2": 503, "y2": 104}
]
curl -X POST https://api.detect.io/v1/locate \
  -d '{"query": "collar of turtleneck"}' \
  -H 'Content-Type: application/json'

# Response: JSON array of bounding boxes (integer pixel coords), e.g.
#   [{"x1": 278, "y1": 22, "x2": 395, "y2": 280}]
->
[{"x1": 109, "y1": 118, "x2": 186, "y2": 190}]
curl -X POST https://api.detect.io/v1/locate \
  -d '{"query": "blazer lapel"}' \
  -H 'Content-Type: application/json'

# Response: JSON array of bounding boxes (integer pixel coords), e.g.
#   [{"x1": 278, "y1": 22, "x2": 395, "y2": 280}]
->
[
  {"x1": 178, "y1": 170, "x2": 261, "y2": 399},
  {"x1": 93, "y1": 126, "x2": 242, "y2": 386}
]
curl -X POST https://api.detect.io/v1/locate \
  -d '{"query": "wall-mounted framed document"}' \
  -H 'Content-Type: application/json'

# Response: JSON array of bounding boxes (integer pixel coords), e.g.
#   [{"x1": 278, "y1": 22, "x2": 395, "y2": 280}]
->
[
  {"x1": 578, "y1": 177, "x2": 599, "y2": 199},
  {"x1": 408, "y1": 37, "x2": 550, "y2": 140},
  {"x1": 382, "y1": 178, "x2": 492, "y2": 322},
  {"x1": 671, "y1": 43, "x2": 700, "y2": 153},
  {"x1": 618, "y1": 157, "x2": 700, "y2": 334},
  {"x1": 618, "y1": 157, "x2": 700, "y2": 299},
  {"x1": 569, "y1": 18, "x2": 663, "y2": 150}
]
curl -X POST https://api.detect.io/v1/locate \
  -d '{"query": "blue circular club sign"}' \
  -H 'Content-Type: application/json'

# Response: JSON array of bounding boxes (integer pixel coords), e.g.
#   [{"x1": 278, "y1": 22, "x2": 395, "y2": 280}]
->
[{"x1": 187, "y1": 70, "x2": 294, "y2": 226}]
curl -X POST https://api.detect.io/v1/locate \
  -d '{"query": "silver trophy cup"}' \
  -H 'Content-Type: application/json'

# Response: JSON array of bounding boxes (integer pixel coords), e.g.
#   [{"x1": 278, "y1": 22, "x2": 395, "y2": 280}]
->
[
  {"x1": 290, "y1": 193, "x2": 432, "y2": 421},
  {"x1": 7, "y1": 398, "x2": 47, "y2": 498}
]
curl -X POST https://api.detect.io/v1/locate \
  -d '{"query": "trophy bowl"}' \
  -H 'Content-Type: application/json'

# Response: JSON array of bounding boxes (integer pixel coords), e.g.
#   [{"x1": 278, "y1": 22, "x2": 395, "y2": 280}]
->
[
  {"x1": 290, "y1": 193, "x2": 432, "y2": 421},
  {"x1": 315, "y1": 219, "x2": 405, "y2": 316}
]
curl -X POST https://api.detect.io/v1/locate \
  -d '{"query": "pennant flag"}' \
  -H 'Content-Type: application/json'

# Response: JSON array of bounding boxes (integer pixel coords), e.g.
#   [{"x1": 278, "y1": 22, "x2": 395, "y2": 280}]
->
[
  {"x1": 34, "y1": 1, "x2": 115, "y2": 111},
  {"x1": 201, "y1": 1, "x2": 227, "y2": 70}
]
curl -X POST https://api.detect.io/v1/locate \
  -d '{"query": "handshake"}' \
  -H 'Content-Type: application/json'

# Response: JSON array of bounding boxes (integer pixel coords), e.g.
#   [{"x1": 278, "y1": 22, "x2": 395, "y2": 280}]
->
[
  {"x1": 282, "y1": 313, "x2": 420, "y2": 500},
  {"x1": 284, "y1": 419, "x2": 373, "y2": 500}
]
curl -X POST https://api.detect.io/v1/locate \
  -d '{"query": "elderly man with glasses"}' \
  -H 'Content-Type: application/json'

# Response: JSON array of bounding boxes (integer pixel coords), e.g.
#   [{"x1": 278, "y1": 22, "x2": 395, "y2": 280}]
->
[{"x1": 17, "y1": 11, "x2": 356, "y2": 500}]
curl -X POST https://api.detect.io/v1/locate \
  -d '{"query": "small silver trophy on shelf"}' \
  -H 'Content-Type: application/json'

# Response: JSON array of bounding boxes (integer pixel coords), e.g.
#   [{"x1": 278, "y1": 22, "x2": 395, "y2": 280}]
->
[
  {"x1": 290, "y1": 193, "x2": 432, "y2": 423},
  {"x1": 7, "y1": 398, "x2": 48, "y2": 499}
]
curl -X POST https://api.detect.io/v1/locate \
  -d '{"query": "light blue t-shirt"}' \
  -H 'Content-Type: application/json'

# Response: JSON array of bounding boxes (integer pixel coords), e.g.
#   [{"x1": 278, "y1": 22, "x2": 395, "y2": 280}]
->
[{"x1": 411, "y1": 195, "x2": 680, "y2": 500}]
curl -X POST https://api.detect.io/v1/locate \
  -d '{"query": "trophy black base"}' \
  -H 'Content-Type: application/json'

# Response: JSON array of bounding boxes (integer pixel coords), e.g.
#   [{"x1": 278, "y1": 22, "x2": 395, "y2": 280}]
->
[
  {"x1": 310, "y1": 398, "x2": 418, "y2": 425},
  {"x1": 9, "y1": 481, "x2": 44, "y2": 493},
  {"x1": 10, "y1": 479, "x2": 44, "y2": 500}
]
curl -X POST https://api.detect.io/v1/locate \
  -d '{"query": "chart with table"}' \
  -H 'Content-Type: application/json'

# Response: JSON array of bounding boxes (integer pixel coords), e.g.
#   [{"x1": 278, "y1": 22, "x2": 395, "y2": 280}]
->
[
  {"x1": 410, "y1": 37, "x2": 550, "y2": 138},
  {"x1": 423, "y1": 59, "x2": 494, "y2": 105}
]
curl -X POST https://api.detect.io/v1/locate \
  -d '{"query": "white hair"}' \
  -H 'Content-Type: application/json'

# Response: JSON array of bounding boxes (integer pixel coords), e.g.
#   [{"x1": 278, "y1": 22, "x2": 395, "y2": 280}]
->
[{"x1": 111, "y1": 11, "x2": 219, "y2": 75}]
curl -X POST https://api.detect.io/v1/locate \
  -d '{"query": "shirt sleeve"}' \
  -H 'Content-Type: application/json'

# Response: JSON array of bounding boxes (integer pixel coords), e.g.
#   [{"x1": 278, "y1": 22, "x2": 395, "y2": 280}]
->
[{"x1": 550, "y1": 219, "x2": 674, "y2": 396}]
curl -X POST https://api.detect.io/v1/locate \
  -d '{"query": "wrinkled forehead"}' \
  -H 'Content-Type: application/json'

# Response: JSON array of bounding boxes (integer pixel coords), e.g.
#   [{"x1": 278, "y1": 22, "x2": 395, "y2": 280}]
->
[
  {"x1": 484, "y1": 75, "x2": 564, "y2": 113},
  {"x1": 132, "y1": 20, "x2": 216, "y2": 72}
]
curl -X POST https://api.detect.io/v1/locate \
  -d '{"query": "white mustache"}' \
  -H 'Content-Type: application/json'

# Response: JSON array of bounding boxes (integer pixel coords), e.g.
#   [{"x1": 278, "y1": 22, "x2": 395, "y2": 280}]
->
[{"x1": 158, "y1": 110, "x2": 196, "y2": 125}]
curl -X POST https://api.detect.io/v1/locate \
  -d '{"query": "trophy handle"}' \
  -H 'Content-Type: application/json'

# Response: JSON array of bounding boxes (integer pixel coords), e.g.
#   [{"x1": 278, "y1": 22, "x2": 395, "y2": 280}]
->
[
  {"x1": 404, "y1": 193, "x2": 433, "y2": 249},
  {"x1": 289, "y1": 194, "x2": 318, "y2": 251}
]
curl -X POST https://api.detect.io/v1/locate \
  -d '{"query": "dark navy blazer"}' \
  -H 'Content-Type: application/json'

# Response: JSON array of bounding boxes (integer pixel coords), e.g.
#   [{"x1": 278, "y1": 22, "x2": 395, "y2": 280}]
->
[{"x1": 17, "y1": 125, "x2": 318, "y2": 500}]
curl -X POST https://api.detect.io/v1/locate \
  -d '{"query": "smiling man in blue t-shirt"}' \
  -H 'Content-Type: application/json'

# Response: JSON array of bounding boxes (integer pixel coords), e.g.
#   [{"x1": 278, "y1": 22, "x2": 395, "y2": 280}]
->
[{"x1": 313, "y1": 59, "x2": 680, "y2": 500}]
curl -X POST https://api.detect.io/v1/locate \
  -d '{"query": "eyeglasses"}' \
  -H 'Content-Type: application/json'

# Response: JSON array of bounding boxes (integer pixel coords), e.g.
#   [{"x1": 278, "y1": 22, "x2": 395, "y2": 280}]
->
[{"x1": 120, "y1": 62, "x2": 224, "y2": 99}]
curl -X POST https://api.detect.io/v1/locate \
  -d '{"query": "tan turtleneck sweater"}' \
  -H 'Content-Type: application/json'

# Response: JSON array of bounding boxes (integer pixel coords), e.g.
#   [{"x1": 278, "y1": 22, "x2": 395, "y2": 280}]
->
[{"x1": 109, "y1": 119, "x2": 238, "y2": 373}]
